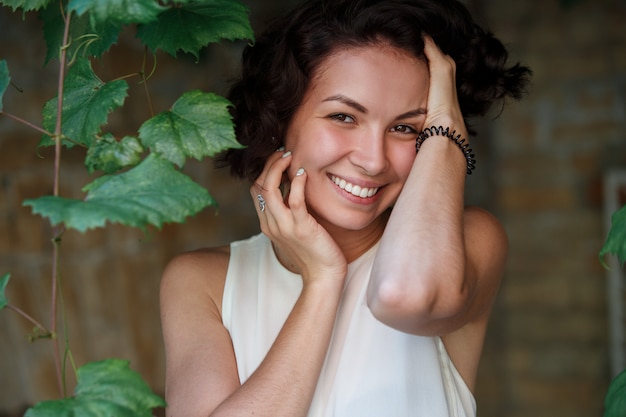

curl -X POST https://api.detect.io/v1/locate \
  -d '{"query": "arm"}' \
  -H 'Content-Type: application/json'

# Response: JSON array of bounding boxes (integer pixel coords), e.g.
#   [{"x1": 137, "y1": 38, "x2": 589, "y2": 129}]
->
[
  {"x1": 367, "y1": 36, "x2": 507, "y2": 337},
  {"x1": 162, "y1": 151, "x2": 347, "y2": 417}
]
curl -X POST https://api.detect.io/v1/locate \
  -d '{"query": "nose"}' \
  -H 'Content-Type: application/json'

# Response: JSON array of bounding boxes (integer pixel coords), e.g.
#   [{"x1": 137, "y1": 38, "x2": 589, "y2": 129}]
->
[{"x1": 349, "y1": 129, "x2": 388, "y2": 175}]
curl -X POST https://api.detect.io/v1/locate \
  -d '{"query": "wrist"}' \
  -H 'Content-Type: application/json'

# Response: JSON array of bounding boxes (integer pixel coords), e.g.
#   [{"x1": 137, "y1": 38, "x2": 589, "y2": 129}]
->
[{"x1": 415, "y1": 126, "x2": 476, "y2": 175}]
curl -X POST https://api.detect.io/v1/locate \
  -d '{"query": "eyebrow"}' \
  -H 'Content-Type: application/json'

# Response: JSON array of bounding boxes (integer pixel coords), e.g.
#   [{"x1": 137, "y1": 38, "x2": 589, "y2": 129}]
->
[
  {"x1": 323, "y1": 94, "x2": 368, "y2": 114},
  {"x1": 396, "y1": 108, "x2": 427, "y2": 120},
  {"x1": 322, "y1": 94, "x2": 427, "y2": 120}
]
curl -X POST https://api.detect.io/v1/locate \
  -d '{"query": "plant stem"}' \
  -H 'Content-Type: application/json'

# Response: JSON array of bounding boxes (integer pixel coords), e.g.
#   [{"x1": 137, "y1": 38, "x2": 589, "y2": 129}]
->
[
  {"x1": 0, "y1": 111, "x2": 55, "y2": 136},
  {"x1": 50, "y1": 6, "x2": 73, "y2": 398},
  {"x1": 6, "y1": 304, "x2": 50, "y2": 335},
  {"x1": 141, "y1": 46, "x2": 155, "y2": 117}
]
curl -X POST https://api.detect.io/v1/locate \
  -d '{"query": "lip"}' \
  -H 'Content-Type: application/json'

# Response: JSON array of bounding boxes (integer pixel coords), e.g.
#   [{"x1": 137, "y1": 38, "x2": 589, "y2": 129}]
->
[{"x1": 328, "y1": 174, "x2": 383, "y2": 202}]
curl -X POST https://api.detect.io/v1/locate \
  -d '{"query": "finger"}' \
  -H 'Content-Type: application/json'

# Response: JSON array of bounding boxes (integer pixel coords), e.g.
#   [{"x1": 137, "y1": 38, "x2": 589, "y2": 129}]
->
[
  {"x1": 250, "y1": 149, "x2": 289, "y2": 230},
  {"x1": 287, "y1": 167, "x2": 309, "y2": 223},
  {"x1": 423, "y1": 35, "x2": 455, "y2": 71},
  {"x1": 256, "y1": 151, "x2": 293, "y2": 233},
  {"x1": 253, "y1": 149, "x2": 289, "y2": 194},
  {"x1": 250, "y1": 186, "x2": 270, "y2": 234},
  {"x1": 263, "y1": 151, "x2": 292, "y2": 196},
  {"x1": 423, "y1": 35, "x2": 455, "y2": 88},
  {"x1": 422, "y1": 35, "x2": 464, "y2": 130},
  {"x1": 423, "y1": 38, "x2": 456, "y2": 99}
]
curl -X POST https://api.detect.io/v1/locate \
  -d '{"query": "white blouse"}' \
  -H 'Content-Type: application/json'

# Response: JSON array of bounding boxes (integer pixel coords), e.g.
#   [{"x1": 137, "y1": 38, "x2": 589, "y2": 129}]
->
[{"x1": 222, "y1": 233, "x2": 476, "y2": 417}]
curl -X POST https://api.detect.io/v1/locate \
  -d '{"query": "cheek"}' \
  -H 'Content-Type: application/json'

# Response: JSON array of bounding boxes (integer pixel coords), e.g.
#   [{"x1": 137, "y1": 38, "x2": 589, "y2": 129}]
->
[
  {"x1": 389, "y1": 143, "x2": 417, "y2": 181},
  {"x1": 286, "y1": 125, "x2": 346, "y2": 163}
]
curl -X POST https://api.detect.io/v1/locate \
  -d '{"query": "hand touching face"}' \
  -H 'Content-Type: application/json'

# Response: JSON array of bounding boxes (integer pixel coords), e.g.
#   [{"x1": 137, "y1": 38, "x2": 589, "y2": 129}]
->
[
  {"x1": 252, "y1": 39, "x2": 465, "y2": 264},
  {"x1": 283, "y1": 45, "x2": 430, "y2": 234},
  {"x1": 251, "y1": 149, "x2": 348, "y2": 280}
]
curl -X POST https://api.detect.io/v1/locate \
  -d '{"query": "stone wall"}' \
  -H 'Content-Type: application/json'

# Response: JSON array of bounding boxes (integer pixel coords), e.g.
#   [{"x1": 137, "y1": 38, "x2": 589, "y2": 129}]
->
[{"x1": 1, "y1": 1, "x2": 625, "y2": 416}]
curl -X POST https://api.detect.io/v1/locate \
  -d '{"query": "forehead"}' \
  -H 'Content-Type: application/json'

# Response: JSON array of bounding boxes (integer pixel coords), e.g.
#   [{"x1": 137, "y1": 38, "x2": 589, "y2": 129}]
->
[
  {"x1": 320, "y1": 43, "x2": 425, "y2": 70},
  {"x1": 306, "y1": 45, "x2": 429, "y2": 106}
]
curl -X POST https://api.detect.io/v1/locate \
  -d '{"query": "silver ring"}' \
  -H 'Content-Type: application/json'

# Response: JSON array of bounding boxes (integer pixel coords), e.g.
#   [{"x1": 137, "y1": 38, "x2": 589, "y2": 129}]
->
[{"x1": 257, "y1": 194, "x2": 266, "y2": 212}]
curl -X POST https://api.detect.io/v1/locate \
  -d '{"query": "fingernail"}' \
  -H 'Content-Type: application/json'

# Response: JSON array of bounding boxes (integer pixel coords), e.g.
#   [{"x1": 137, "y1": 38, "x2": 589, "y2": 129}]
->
[
  {"x1": 281, "y1": 151, "x2": 292, "y2": 158},
  {"x1": 296, "y1": 167, "x2": 305, "y2": 176},
  {"x1": 276, "y1": 146, "x2": 285, "y2": 152}
]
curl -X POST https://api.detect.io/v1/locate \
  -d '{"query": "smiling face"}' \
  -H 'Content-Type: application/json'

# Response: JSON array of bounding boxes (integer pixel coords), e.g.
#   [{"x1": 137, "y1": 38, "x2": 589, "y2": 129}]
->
[{"x1": 284, "y1": 44, "x2": 430, "y2": 239}]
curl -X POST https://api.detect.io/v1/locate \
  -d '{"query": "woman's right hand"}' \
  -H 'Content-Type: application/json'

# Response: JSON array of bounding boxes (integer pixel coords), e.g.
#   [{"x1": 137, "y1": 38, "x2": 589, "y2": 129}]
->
[{"x1": 250, "y1": 149, "x2": 348, "y2": 284}]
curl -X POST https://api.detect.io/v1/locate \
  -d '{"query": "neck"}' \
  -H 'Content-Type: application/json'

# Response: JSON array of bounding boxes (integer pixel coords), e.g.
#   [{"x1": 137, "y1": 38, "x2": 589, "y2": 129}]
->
[
  {"x1": 272, "y1": 210, "x2": 390, "y2": 273},
  {"x1": 319, "y1": 209, "x2": 390, "y2": 263}
]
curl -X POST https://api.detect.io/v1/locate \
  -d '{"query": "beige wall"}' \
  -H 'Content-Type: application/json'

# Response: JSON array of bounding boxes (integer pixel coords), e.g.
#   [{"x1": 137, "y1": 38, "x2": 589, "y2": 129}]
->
[{"x1": 1, "y1": 1, "x2": 625, "y2": 416}]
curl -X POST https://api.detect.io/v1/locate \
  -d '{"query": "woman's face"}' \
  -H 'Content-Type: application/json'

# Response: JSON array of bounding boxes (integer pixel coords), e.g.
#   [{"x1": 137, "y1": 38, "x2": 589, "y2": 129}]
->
[{"x1": 284, "y1": 44, "x2": 429, "y2": 233}]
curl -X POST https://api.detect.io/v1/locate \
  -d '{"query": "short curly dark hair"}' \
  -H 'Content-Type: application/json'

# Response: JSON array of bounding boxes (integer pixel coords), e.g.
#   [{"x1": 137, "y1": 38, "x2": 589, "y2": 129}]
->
[{"x1": 218, "y1": 0, "x2": 532, "y2": 181}]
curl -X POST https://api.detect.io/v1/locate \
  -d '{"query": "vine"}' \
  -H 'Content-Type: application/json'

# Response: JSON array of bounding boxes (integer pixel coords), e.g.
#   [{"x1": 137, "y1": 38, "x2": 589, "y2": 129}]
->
[
  {"x1": 601, "y1": 203, "x2": 626, "y2": 417},
  {"x1": 0, "y1": 0, "x2": 253, "y2": 415}
]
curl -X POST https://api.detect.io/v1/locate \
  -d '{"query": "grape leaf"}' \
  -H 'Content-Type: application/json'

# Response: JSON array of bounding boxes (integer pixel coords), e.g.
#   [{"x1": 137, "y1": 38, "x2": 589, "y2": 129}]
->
[
  {"x1": 40, "y1": 58, "x2": 128, "y2": 148},
  {"x1": 24, "y1": 154, "x2": 215, "y2": 232},
  {"x1": 85, "y1": 134, "x2": 144, "y2": 174},
  {"x1": 0, "y1": 60, "x2": 9, "y2": 112},
  {"x1": 600, "y1": 204, "x2": 626, "y2": 267},
  {"x1": 0, "y1": 0, "x2": 50, "y2": 12},
  {"x1": 604, "y1": 369, "x2": 626, "y2": 417},
  {"x1": 136, "y1": 0, "x2": 254, "y2": 59},
  {"x1": 0, "y1": 273, "x2": 9, "y2": 310},
  {"x1": 24, "y1": 359, "x2": 165, "y2": 417},
  {"x1": 139, "y1": 90, "x2": 243, "y2": 168},
  {"x1": 41, "y1": 1, "x2": 122, "y2": 64},
  {"x1": 68, "y1": 0, "x2": 164, "y2": 27}
]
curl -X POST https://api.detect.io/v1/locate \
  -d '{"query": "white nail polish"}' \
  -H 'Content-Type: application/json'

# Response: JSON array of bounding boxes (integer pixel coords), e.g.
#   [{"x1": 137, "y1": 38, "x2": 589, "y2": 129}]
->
[
  {"x1": 296, "y1": 167, "x2": 305, "y2": 176},
  {"x1": 282, "y1": 151, "x2": 292, "y2": 158},
  {"x1": 276, "y1": 146, "x2": 285, "y2": 152}
]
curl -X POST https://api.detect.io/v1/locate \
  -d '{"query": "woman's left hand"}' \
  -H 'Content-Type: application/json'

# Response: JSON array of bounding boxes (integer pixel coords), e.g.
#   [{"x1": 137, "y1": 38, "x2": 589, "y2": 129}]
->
[{"x1": 421, "y1": 35, "x2": 467, "y2": 137}]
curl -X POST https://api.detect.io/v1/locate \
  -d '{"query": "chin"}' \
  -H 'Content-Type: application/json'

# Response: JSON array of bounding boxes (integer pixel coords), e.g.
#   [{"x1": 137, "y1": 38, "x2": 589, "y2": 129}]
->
[{"x1": 313, "y1": 208, "x2": 384, "y2": 233}]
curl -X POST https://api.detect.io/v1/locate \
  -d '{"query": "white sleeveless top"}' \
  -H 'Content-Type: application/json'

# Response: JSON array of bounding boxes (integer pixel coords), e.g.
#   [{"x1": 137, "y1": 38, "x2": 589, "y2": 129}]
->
[{"x1": 222, "y1": 233, "x2": 476, "y2": 417}]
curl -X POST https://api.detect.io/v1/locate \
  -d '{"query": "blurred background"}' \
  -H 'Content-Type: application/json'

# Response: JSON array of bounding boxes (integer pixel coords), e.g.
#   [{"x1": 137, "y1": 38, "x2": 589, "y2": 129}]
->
[{"x1": 1, "y1": 0, "x2": 625, "y2": 416}]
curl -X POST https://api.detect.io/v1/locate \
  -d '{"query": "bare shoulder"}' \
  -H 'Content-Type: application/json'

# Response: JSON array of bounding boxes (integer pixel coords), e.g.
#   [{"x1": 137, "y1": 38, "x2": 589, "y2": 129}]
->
[
  {"x1": 160, "y1": 245, "x2": 242, "y2": 415},
  {"x1": 464, "y1": 205, "x2": 508, "y2": 311},
  {"x1": 160, "y1": 245, "x2": 231, "y2": 316},
  {"x1": 463, "y1": 205, "x2": 508, "y2": 252},
  {"x1": 460, "y1": 205, "x2": 508, "y2": 323},
  {"x1": 441, "y1": 206, "x2": 508, "y2": 390},
  {"x1": 162, "y1": 245, "x2": 231, "y2": 280}
]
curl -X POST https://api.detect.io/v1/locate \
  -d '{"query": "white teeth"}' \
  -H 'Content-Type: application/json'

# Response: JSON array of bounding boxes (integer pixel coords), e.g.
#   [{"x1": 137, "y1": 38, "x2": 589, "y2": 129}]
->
[{"x1": 331, "y1": 176, "x2": 379, "y2": 198}]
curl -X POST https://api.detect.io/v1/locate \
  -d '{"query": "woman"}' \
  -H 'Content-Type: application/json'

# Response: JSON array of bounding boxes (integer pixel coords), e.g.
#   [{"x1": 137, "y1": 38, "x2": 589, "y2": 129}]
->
[{"x1": 160, "y1": 0, "x2": 531, "y2": 416}]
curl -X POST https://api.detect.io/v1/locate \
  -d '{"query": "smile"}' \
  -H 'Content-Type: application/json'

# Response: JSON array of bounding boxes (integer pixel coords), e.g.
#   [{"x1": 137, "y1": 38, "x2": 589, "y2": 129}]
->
[{"x1": 330, "y1": 175, "x2": 380, "y2": 198}]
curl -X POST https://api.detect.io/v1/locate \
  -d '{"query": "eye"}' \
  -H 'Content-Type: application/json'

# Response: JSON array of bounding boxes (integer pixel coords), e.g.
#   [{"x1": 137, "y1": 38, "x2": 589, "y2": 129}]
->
[
  {"x1": 390, "y1": 124, "x2": 418, "y2": 134},
  {"x1": 329, "y1": 113, "x2": 356, "y2": 124}
]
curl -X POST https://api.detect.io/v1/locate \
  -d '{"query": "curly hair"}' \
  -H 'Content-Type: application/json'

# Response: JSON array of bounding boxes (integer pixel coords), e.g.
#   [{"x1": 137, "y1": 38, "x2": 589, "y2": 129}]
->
[{"x1": 218, "y1": 0, "x2": 532, "y2": 181}]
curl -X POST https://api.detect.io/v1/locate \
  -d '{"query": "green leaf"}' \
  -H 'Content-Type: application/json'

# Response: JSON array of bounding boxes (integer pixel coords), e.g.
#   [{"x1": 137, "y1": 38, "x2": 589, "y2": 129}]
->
[
  {"x1": 41, "y1": 1, "x2": 122, "y2": 64},
  {"x1": 85, "y1": 134, "x2": 144, "y2": 174},
  {"x1": 40, "y1": 58, "x2": 128, "y2": 148},
  {"x1": 0, "y1": 273, "x2": 10, "y2": 310},
  {"x1": 137, "y1": 0, "x2": 254, "y2": 59},
  {"x1": 139, "y1": 90, "x2": 242, "y2": 168},
  {"x1": 24, "y1": 359, "x2": 165, "y2": 417},
  {"x1": 604, "y1": 369, "x2": 626, "y2": 417},
  {"x1": 24, "y1": 154, "x2": 215, "y2": 232},
  {"x1": 68, "y1": 0, "x2": 164, "y2": 27},
  {"x1": 0, "y1": 0, "x2": 51, "y2": 12},
  {"x1": 600, "y1": 204, "x2": 626, "y2": 267},
  {"x1": 0, "y1": 60, "x2": 9, "y2": 112}
]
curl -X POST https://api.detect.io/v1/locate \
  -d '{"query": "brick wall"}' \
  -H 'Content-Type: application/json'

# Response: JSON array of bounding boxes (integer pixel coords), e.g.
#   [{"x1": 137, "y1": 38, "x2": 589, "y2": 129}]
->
[
  {"x1": 473, "y1": 0, "x2": 626, "y2": 416},
  {"x1": 1, "y1": 1, "x2": 625, "y2": 416}
]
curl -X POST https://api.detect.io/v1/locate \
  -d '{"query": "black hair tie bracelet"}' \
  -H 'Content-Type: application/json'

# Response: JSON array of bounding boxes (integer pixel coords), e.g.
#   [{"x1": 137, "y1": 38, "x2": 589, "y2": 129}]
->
[{"x1": 415, "y1": 126, "x2": 476, "y2": 175}]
